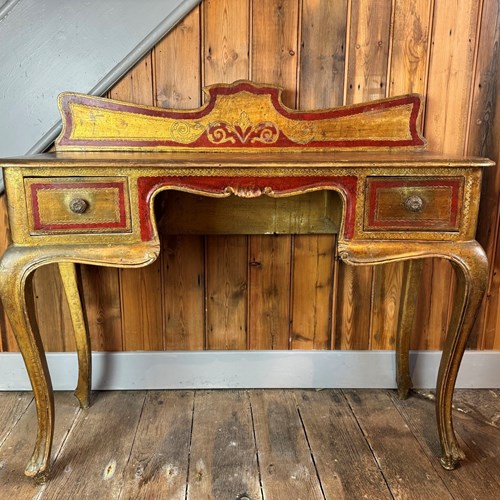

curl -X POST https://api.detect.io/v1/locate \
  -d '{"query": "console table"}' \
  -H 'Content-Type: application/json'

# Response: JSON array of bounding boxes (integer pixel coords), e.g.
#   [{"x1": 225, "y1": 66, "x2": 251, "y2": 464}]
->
[{"x1": 0, "y1": 81, "x2": 492, "y2": 481}]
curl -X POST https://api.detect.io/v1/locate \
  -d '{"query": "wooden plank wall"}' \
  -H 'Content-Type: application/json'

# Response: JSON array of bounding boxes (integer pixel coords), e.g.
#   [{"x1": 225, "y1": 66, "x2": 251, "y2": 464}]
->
[{"x1": 1, "y1": 0, "x2": 499, "y2": 353}]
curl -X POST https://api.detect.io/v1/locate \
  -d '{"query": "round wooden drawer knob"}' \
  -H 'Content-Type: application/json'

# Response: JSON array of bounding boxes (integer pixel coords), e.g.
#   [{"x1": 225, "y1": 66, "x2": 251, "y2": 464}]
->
[
  {"x1": 69, "y1": 198, "x2": 89, "y2": 214},
  {"x1": 404, "y1": 195, "x2": 424, "y2": 213}
]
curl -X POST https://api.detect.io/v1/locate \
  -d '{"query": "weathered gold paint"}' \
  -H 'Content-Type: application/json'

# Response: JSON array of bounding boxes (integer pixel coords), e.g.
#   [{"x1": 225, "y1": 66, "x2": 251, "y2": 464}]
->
[{"x1": 0, "y1": 87, "x2": 493, "y2": 480}]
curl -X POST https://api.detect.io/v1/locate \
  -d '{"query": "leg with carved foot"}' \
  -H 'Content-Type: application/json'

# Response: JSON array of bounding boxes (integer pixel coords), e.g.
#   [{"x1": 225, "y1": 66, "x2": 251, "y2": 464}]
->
[
  {"x1": 396, "y1": 259, "x2": 423, "y2": 399},
  {"x1": 59, "y1": 262, "x2": 91, "y2": 409},
  {"x1": 0, "y1": 247, "x2": 54, "y2": 482},
  {"x1": 436, "y1": 241, "x2": 488, "y2": 469}
]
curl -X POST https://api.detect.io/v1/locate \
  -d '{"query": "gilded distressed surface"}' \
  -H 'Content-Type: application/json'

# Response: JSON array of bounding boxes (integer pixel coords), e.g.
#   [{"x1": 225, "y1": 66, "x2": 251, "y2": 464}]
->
[
  {"x1": 3, "y1": 164, "x2": 483, "y2": 246},
  {"x1": 55, "y1": 81, "x2": 425, "y2": 151},
  {"x1": 0, "y1": 88, "x2": 493, "y2": 480}
]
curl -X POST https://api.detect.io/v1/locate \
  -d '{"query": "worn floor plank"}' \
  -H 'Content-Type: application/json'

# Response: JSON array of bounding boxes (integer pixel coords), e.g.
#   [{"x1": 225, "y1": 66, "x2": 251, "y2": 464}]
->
[
  {"x1": 41, "y1": 391, "x2": 146, "y2": 500},
  {"x1": 0, "y1": 390, "x2": 499, "y2": 499},
  {"x1": 0, "y1": 392, "x2": 33, "y2": 448},
  {"x1": 391, "y1": 389, "x2": 500, "y2": 500},
  {"x1": 119, "y1": 390, "x2": 194, "y2": 500},
  {"x1": 249, "y1": 390, "x2": 324, "y2": 500},
  {"x1": 447, "y1": 389, "x2": 500, "y2": 428},
  {"x1": 0, "y1": 393, "x2": 81, "y2": 499},
  {"x1": 344, "y1": 389, "x2": 454, "y2": 499},
  {"x1": 294, "y1": 389, "x2": 391, "y2": 499},
  {"x1": 187, "y1": 390, "x2": 262, "y2": 500}
]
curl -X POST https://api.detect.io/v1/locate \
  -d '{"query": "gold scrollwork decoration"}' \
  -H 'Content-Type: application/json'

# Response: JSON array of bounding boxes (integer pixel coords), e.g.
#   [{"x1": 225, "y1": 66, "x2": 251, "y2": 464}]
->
[{"x1": 224, "y1": 185, "x2": 274, "y2": 198}]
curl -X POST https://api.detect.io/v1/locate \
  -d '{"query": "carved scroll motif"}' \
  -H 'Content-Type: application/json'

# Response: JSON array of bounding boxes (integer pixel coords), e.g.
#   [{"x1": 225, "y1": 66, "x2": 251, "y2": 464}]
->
[{"x1": 56, "y1": 81, "x2": 426, "y2": 151}]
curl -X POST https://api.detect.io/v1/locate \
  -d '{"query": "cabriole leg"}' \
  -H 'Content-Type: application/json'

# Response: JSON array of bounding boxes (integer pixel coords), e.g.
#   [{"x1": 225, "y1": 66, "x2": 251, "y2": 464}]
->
[
  {"x1": 0, "y1": 249, "x2": 54, "y2": 482},
  {"x1": 436, "y1": 243, "x2": 488, "y2": 470},
  {"x1": 58, "y1": 262, "x2": 91, "y2": 409},
  {"x1": 396, "y1": 259, "x2": 423, "y2": 399}
]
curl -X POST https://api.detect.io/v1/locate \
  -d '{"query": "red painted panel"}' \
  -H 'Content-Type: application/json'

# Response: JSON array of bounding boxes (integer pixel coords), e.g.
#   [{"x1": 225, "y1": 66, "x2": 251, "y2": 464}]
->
[
  {"x1": 137, "y1": 175, "x2": 358, "y2": 241},
  {"x1": 57, "y1": 81, "x2": 424, "y2": 150}
]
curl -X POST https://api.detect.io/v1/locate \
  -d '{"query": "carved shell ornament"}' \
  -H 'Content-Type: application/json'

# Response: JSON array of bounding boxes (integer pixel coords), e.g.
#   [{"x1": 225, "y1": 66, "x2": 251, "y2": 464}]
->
[
  {"x1": 55, "y1": 80, "x2": 426, "y2": 151},
  {"x1": 223, "y1": 185, "x2": 274, "y2": 198}
]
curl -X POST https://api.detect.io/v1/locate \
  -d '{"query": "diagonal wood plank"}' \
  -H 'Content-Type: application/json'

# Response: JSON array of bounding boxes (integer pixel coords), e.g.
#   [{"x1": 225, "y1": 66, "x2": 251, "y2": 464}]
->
[
  {"x1": 450, "y1": 389, "x2": 500, "y2": 428},
  {"x1": 41, "y1": 391, "x2": 146, "y2": 499},
  {"x1": 344, "y1": 389, "x2": 454, "y2": 499},
  {"x1": 391, "y1": 390, "x2": 500, "y2": 500},
  {"x1": 0, "y1": 393, "x2": 81, "y2": 498},
  {"x1": 249, "y1": 390, "x2": 324, "y2": 500},
  {"x1": 0, "y1": 392, "x2": 33, "y2": 449},
  {"x1": 0, "y1": 392, "x2": 33, "y2": 450},
  {"x1": 187, "y1": 390, "x2": 262, "y2": 500},
  {"x1": 294, "y1": 389, "x2": 391, "y2": 499},
  {"x1": 120, "y1": 391, "x2": 194, "y2": 499}
]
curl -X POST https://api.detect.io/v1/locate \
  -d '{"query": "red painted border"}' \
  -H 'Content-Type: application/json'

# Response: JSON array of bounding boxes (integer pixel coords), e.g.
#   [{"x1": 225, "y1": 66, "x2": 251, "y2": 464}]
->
[
  {"x1": 137, "y1": 176, "x2": 358, "y2": 241},
  {"x1": 58, "y1": 81, "x2": 424, "y2": 149},
  {"x1": 31, "y1": 181, "x2": 128, "y2": 231},
  {"x1": 366, "y1": 177, "x2": 463, "y2": 229}
]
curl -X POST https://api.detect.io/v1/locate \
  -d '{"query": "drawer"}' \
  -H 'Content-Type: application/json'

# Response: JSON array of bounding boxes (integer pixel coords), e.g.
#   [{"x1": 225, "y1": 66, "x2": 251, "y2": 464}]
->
[
  {"x1": 25, "y1": 177, "x2": 131, "y2": 235},
  {"x1": 364, "y1": 177, "x2": 464, "y2": 232}
]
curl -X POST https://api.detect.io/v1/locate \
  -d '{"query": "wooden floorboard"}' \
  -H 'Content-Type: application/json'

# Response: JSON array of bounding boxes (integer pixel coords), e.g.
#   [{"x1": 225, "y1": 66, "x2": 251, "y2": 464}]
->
[
  {"x1": 119, "y1": 390, "x2": 194, "y2": 500},
  {"x1": 41, "y1": 391, "x2": 146, "y2": 499},
  {"x1": 391, "y1": 389, "x2": 500, "y2": 500},
  {"x1": 186, "y1": 390, "x2": 261, "y2": 500},
  {"x1": 249, "y1": 390, "x2": 324, "y2": 499},
  {"x1": 344, "y1": 389, "x2": 454, "y2": 499},
  {"x1": 0, "y1": 389, "x2": 498, "y2": 499},
  {"x1": 0, "y1": 393, "x2": 80, "y2": 499},
  {"x1": 294, "y1": 389, "x2": 391, "y2": 499}
]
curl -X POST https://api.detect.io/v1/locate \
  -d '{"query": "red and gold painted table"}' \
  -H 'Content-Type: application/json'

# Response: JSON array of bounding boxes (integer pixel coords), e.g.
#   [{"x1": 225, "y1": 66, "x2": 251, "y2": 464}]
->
[{"x1": 0, "y1": 82, "x2": 493, "y2": 480}]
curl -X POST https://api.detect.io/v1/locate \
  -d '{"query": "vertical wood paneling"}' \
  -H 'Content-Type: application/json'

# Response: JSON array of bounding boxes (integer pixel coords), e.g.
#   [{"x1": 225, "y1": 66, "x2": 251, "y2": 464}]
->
[
  {"x1": 424, "y1": 0, "x2": 481, "y2": 155},
  {"x1": 32, "y1": 266, "x2": 76, "y2": 352},
  {"x1": 345, "y1": 0, "x2": 393, "y2": 104},
  {"x1": 370, "y1": 0, "x2": 432, "y2": 350},
  {"x1": 250, "y1": 0, "x2": 298, "y2": 350},
  {"x1": 202, "y1": 0, "x2": 250, "y2": 85},
  {"x1": 203, "y1": 0, "x2": 250, "y2": 349},
  {"x1": 206, "y1": 236, "x2": 248, "y2": 349},
  {"x1": 80, "y1": 266, "x2": 123, "y2": 351},
  {"x1": 466, "y1": 0, "x2": 500, "y2": 350},
  {"x1": 414, "y1": 0, "x2": 482, "y2": 350},
  {"x1": 484, "y1": 211, "x2": 500, "y2": 349},
  {"x1": 337, "y1": 0, "x2": 393, "y2": 349},
  {"x1": 388, "y1": 0, "x2": 432, "y2": 97},
  {"x1": 163, "y1": 235, "x2": 206, "y2": 350},
  {"x1": 109, "y1": 54, "x2": 164, "y2": 351},
  {"x1": 335, "y1": 264, "x2": 373, "y2": 349},
  {"x1": 299, "y1": 0, "x2": 348, "y2": 109},
  {"x1": 251, "y1": 0, "x2": 300, "y2": 106},
  {"x1": 2, "y1": 0, "x2": 500, "y2": 354},
  {"x1": 154, "y1": 7, "x2": 206, "y2": 351},
  {"x1": 291, "y1": 235, "x2": 336, "y2": 349},
  {"x1": 370, "y1": 264, "x2": 402, "y2": 350},
  {"x1": 295, "y1": 0, "x2": 347, "y2": 350},
  {"x1": 0, "y1": 196, "x2": 16, "y2": 351},
  {"x1": 154, "y1": 7, "x2": 202, "y2": 110},
  {"x1": 248, "y1": 237, "x2": 291, "y2": 350}
]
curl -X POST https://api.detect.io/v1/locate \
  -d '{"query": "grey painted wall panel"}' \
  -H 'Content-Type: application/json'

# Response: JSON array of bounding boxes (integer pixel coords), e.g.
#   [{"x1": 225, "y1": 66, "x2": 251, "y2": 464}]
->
[
  {"x1": 0, "y1": 0, "x2": 201, "y2": 191},
  {"x1": 0, "y1": 351, "x2": 499, "y2": 390}
]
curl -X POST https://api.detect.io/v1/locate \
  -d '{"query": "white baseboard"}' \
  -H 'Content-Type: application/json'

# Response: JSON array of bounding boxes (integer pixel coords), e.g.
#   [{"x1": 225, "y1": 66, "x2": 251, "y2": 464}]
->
[{"x1": 0, "y1": 351, "x2": 498, "y2": 390}]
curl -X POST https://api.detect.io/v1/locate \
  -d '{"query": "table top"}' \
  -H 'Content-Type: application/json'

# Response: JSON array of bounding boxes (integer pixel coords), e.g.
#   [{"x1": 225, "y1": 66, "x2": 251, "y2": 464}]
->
[{"x1": 1, "y1": 150, "x2": 494, "y2": 169}]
